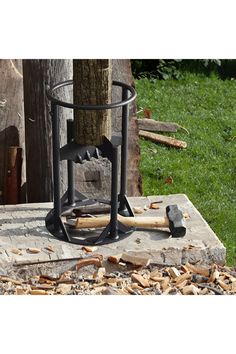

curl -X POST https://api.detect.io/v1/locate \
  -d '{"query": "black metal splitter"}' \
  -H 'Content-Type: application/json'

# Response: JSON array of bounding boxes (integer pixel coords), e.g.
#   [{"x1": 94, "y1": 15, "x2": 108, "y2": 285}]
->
[{"x1": 45, "y1": 80, "x2": 136, "y2": 245}]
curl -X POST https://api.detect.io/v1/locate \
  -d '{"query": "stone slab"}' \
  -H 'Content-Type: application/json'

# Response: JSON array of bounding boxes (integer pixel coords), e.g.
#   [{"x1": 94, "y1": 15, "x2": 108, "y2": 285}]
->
[{"x1": 0, "y1": 194, "x2": 226, "y2": 267}]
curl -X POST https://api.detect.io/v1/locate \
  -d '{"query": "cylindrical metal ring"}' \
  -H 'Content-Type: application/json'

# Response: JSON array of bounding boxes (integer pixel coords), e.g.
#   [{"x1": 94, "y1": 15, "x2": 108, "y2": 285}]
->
[{"x1": 46, "y1": 80, "x2": 136, "y2": 110}]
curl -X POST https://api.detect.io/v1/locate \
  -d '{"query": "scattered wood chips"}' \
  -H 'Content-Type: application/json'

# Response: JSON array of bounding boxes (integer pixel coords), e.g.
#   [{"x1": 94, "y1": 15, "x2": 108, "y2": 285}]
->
[{"x1": 0, "y1": 256, "x2": 235, "y2": 295}]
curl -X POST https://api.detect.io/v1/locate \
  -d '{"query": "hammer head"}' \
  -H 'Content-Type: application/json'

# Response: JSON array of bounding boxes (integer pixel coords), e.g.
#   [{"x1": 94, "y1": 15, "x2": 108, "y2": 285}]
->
[{"x1": 166, "y1": 205, "x2": 186, "y2": 237}]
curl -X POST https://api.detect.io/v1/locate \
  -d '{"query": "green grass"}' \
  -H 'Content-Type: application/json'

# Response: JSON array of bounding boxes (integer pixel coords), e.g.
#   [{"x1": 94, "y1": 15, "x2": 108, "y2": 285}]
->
[{"x1": 135, "y1": 73, "x2": 236, "y2": 266}]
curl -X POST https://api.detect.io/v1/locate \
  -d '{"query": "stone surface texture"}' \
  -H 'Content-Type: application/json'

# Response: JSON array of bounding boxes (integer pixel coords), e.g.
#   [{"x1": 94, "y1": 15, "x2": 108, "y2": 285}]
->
[{"x1": 0, "y1": 194, "x2": 226, "y2": 267}]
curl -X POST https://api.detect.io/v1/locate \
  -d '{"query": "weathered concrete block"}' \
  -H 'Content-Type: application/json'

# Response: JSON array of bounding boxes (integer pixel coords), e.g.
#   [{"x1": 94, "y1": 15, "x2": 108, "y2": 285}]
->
[{"x1": 0, "y1": 194, "x2": 226, "y2": 267}]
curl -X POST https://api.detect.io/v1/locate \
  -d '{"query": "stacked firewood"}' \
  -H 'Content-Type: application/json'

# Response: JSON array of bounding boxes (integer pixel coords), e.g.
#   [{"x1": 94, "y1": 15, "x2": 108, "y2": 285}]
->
[{"x1": 0, "y1": 253, "x2": 235, "y2": 295}]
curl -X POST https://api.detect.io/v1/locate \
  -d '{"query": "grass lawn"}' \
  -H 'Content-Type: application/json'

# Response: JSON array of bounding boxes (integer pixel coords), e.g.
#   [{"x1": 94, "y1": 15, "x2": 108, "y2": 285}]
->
[{"x1": 135, "y1": 73, "x2": 236, "y2": 266}]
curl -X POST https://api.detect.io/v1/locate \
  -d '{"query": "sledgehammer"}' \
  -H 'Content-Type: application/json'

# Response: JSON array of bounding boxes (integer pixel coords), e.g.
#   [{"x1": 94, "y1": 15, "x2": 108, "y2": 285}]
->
[{"x1": 75, "y1": 204, "x2": 187, "y2": 237}]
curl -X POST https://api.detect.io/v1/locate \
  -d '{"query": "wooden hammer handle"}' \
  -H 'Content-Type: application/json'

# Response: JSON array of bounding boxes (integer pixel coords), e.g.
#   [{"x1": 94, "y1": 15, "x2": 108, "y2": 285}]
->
[{"x1": 75, "y1": 215, "x2": 170, "y2": 229}]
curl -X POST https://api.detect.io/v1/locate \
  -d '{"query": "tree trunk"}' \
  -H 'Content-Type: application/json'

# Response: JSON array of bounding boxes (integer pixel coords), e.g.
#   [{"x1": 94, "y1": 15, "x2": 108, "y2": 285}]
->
[
  {"x1": 74, "y1": 59, "x2": 142, "y2": 199},
  {"x1": 112, "y1": 59, "x2": 142, "y2": 196},
  {"x1": 23, "y1": 59, "x2": 72, "y2": 202},
  {"x1": 73, "y1": 59, "x2": 112, "y2": 146},
  {"x1": 0, "y1": 59, "x2": 25, "y2": 204}
]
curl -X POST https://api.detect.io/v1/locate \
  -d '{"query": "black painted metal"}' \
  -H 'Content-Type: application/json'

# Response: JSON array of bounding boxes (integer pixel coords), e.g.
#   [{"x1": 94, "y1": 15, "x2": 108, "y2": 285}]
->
[
  {"x1": 119, "y1": 87, "x2": 130, "y2": 216},
  {"x1": 67, "y1": 120, "x2": 75, "y2": 206},
  {"x1": 45, "y1": 80, "x2": 136, "y2": 245}
]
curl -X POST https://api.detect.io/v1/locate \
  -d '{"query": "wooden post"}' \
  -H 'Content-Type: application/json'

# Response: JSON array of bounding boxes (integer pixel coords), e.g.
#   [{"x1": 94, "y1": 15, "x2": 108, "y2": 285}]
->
[
  {"x1": 0, "y1": 60, "x2": 25, "y2": 204},
  {"x1": 73, "y1": 59, "x2": 112, "y2": 146},
  {"x1": 23, "y1": 59, "x2": 72, "y2": 202},
  {"x1": 4, "y1": 147, "x2": 22, "y2": 204}
]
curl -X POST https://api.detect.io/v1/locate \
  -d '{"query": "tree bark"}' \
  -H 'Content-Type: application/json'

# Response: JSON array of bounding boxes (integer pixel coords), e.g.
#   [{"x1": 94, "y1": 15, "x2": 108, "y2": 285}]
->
[
  {"x1": 112, "y1": 59, "x2": 142, "y2": 196},
  {"x1": 0, "y1": 59, "x2": 25, "y2": 204},
  {"x1": 23, "y1": 59, "x2": 72, "y2": 202},
  {"x1": 73, "y1": 59, "x2": 112, "y2": 146},
  {"x1": 73, "y1": 59, "x2": 142, "y2": 199},
  {"x1": 5, "y1": 147, "x2": 22, "y2": 204}
]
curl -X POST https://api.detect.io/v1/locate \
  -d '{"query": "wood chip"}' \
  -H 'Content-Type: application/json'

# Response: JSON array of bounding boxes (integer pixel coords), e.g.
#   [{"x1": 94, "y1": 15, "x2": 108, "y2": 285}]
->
[
  {"x1": 30, "y1": 289, "x2": 47, "y2": 295},
  {"x1": 131, "y1": 273, "x2": 150, "y2": 288},
  {"x1": 151, "y1": 276, "x2": 166, "y2": 282},
  {"x1": 108, "y1": 254, "x2": 121, "y2": 264},
  {"x1": 121, "y1": 253, "x2": 151, "y2": 267},
  {"x1": 91, "y1": 286, "x2": 107, "y2": 295},
  {"x1": 102, "y1": 287, "x2": 127, "y2": 295},
  {"x1": 217, "y1": 280, "x2": 230, "y2": 292},
  {"x1": 11, "y1": 248, "x2": 22, "y2": 255},
  {"x1": 75, "y1": 255, "x2": 103, "y2": 271},
  {"x1": 161, "y1": 277, "x2": 170, "y2": 292},
  {"x1": 45, "y1": 245, "x2": 55, "y2": 252},
  {"x1": 174, "y1": 272, "x2": 191, "y2": 285},
  {"x1": 133, "y1": 207, "x2": 144, "y2": 214},
  {"x1": 82, "y1": 246, "x2": 97, "y2": 253},
  {"x1": 131, "y1": 283, "x2": 144, "y2": 291},
  {"x1": 32, "y1": 284, "x2": 55, "y2": 290},
  {"x1": 15, "y1": 287, "x2": 25, "y2": 295},
  {"x1": 184, "y1": 263, "x2": 210, "y2": 277},
  {"x1": 149, "y1": 202, "x2": 160, "y2": 210},
  {"x1": 150, "y1": 269, "x2": 162, "y2": 280},
  {"x1": 181, "y1": 265, "x2": 189, "y2": 273},
  {"x1": 200, "y1": 287, "x2": 209, "y2": 295},
  {"x1": 0, "y1": 276, "x2": 22, "y2": 285},
  {"x1": 105, "y1": 278, "x2": 118, "y2": 285},
  {"x1": 175, "y1": 279, "x2": 188, "y2": 289},
  {"x1": 126, "y1": 286, "x2": 137, "y2": 295},
  {"x1": 162, "y1": 287, "x2": 173, "y2": 295},
  {"x1": 39, "y1": 276, "x2": 57, "y2": 284},
  {"x1": 231, "y1": 281, "x2": 236, "y2": 293},
  {"x1": 93, "y1": 267, "x2": 106, "y2": 280},
  {"x1": 27, "y1": 247, "x2": 41, "y2": 254},
  {"x1": 56, "y1": 284, "x2": 72, "y2": 295},
  {"x1": 167, "y1": 267, "x2": 181, "y2": 279},
  {"x1": 208, "y1": 269, "x2": 220, "y2": 283},
  {"x1": 181, "y1": 284, "x2": 200, "y2": 295}
]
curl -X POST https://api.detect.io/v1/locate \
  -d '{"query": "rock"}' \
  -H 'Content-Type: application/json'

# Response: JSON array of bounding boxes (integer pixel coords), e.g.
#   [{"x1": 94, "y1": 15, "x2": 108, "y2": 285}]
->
[
  {"x1": 121, "y1": 253, "x2": 151, "y2": 267},
  {"x1": 191, "y1": 274, "x2": 209, "y2": 284}
]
